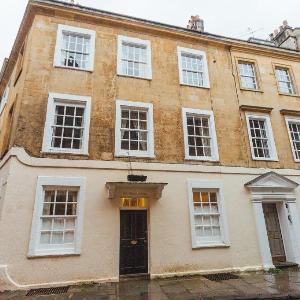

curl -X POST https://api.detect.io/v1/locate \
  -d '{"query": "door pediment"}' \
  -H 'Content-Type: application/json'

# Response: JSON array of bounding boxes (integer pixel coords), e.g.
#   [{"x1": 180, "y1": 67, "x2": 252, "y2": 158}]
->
[{"x1": 245, "y1": 172, "x2": 298, "y2": 191}]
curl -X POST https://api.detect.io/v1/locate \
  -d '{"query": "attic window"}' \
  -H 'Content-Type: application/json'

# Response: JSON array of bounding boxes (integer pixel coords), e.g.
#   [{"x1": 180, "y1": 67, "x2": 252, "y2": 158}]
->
[
  {"x1": 54, "y1": 25, "x2": 96, "y2": 72},
  {"x1": 0, "y1": 85, "x2": 9, "y2": 115},
  {"x1": 177, "y1": 47, "x2": 210, "y2": 88},
  {"x1": 117, "y1": 35, "x2": 152, "y2": 80}
]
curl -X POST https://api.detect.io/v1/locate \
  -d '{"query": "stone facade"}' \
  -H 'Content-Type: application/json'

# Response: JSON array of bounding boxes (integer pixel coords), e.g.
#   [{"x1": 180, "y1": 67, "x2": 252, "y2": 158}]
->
[
  {"x1": 1, "y1": 0, "x2": 300, "y2": 290},
  {"x1": 1, "y1": 1, "x2": 300, "y2": 168}
]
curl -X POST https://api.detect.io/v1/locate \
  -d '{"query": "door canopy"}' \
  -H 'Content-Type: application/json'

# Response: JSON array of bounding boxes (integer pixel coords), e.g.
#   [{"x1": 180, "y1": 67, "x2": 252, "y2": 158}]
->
[
  {"x1": 106, "y1": 182, "x2": 168, "y2": 200},
  {"x1": 245, "y1": 171, "x2": 298, "y2": 193}
]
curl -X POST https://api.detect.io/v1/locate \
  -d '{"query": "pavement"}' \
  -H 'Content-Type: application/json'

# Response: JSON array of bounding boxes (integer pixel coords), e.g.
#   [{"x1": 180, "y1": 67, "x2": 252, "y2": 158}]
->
[{"x1": 2, "y1": 268, "x2": 300, "y2": 299}]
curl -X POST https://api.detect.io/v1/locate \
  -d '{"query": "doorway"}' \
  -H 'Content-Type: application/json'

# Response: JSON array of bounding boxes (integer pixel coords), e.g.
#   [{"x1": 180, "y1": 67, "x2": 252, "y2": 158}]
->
[
  {"x1": 262, "y1": 203, "x2": 286, "y2": 263},
  {"x1": 119, "y1": 210, "x2": 148, "y2": 275}
]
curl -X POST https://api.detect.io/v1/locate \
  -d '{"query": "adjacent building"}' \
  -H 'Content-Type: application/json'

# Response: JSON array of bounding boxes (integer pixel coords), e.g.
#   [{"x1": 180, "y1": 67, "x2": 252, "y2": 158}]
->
[{"x1": 1, "y1": 0, "x2": 300, "y2": 290}]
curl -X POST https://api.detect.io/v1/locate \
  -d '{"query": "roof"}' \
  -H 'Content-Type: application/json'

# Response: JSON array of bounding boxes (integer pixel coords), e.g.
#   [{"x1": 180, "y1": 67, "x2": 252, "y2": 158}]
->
[
  {"x1": 36, "y1": 0, "x2": 299, "y2": 53},
  {"x1": 1, "y1": 0, "x2": 300, "y2": 93}
]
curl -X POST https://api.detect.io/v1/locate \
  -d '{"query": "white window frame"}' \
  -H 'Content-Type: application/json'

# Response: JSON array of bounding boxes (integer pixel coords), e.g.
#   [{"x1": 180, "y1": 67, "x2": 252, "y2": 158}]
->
[
  {"x1": 115, "y1": 99, "x2": 155, "y2": 158},
  {"x1": 187, "y1": 179, "x2": 230, "y2": 249},
  {"x1": 238, "y1": 61, "x2": 258, "y2": 90},
  {"x1": 42, "y1": 93, "x2": 91, "y2": 155},
  {"x1": 0, "y1": 86, "x2": 9, "y2": 116},
  {"x1": 182, "y1": 108, "x2": 219, "y2": 161},
  {"x1": 28, "y1": 176, "x2": 86, "y2": 257},
  {"x1": 117, "y1": 35, "x2": 152, "y2": 80},
  {"x1": 285, "y1": 116, "x2": 300, "y2": 162},
  {"x1": 246, "y1": 114, "x2": 278, "y2": 161},
  {"x1": 275, "y1": 67, "x2": 295, "y2": 95},
  {"x1": 54, "y1": 24, "x2": 96, "y2": 72},
  {"x1": 177, "y1": 47, "x2": 210, "y2": 88}
]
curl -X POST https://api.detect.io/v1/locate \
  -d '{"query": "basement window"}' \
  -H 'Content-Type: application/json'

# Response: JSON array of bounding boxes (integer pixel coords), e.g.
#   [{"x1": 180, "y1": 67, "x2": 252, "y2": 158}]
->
[
  {"x1": 54, "y1": 24, "x2": 96, "y2": 72},
  {"x1": 42, "y1": 93, "x2": 91, "y2": 155},
  {"x1": 115, "y1": 100, "x2": 154, "y2": 158},
  {"x1": 177, "y1": 47, "x2": 210, "y2": 88},
  {"x1": 117, "y1": 35, "x2": 152, "y2": 79},
  {"x1": 246, "y1": 114, "x2": 278, "y2": 161},
  {"x1": 28, "y1": 176, "x2": 86, "y2": 257}
]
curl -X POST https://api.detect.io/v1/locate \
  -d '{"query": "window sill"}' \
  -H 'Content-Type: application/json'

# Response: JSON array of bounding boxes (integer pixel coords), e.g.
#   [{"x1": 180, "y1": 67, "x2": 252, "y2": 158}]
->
[
  {"x1": 185, "y1": 157, "x2": 219, "y2": 162},
  {"x1": 192, "y1": 243, "x2": 230, "y2": 249},
  {"x1": 28, "y1": 252, "x2": 80, "y2": 259},
  {"x1": 41, "y1": 150, "x2": 89, "y2": 156},
  {"x1": 54, "y1": 65, "x2": 93, "y2": 73},
  {"x1": 251, "y1": 157, "x2": 279, "y2": 162},
  {"x1": 278, "y1": 92, "x2": 300, "y2": 98},
  {"x1": 117, "y1": 73, "x2": 152, "y2": 81},
  {"x1": 179, "y1": 83, "x2": 210, "y2": 89},
  {"x1": 115, "y1": 152, "x2": 155, "y2": 159},
  {"x1": 240, "y1": 87, "x2": 263, "y2": 93}
]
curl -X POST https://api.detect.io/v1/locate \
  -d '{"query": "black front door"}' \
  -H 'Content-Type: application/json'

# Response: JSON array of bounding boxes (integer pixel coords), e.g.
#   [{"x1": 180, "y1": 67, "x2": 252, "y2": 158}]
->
[{"x1": 120, "y1": 210, "x2": 148, "y2": 275}]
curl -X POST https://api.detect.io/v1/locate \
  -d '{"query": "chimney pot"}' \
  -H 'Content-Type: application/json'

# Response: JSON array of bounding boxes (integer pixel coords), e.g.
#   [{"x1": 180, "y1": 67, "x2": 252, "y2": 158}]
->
[{"x1": 187, "y1": 15, "x2": 204, "y2": 32}]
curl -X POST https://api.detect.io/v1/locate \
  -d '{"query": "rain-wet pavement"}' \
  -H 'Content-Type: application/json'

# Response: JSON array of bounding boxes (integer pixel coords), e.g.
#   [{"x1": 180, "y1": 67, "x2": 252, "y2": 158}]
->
[{"x1": 2, "y1": 268, "x2": 300, "y2": 299}]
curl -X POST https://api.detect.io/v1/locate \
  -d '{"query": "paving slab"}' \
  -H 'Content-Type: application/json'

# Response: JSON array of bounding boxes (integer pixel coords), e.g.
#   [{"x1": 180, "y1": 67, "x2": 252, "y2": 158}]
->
[{"x1": 1, "y1": 269, "x2": 300, "y2": 299}]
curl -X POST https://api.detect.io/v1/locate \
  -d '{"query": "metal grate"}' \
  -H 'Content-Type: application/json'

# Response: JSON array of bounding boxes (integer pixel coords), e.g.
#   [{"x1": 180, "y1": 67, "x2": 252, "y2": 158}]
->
[
  {"x1": 203, "y1": 273, "x2": 239, "y2": 282},
  {"x1": 26, "y1": 286, "x2": 69, "y2": 296}
]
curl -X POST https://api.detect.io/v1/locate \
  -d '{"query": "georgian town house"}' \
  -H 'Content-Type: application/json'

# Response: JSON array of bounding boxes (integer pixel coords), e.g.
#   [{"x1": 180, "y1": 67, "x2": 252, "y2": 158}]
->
[{"x1": 1, "y1": 0, "x2": 300, "y2": 290}]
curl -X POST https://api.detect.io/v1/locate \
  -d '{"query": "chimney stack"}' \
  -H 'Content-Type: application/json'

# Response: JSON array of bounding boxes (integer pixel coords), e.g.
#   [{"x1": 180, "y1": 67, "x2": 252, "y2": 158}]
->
[{"x1": 187, "y1": 15, "x2": 204, "y2": 32}]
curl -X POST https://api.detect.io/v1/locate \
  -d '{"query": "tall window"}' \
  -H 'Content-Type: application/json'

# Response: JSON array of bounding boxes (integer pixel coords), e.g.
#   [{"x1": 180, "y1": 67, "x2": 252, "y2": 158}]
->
[
  {"x1": 42, "y1": 93, "x2": 91, "y2": 155},
  {"x1": 275, "y1": 67, "x2": 295, "y2": 94},
  {"x1": 117, "y1": 35, "x2": 152, "y2": 79},
  {"x1": 61, "y1": 34, "x2": 90, "y2": 69},
  {"x1": 286, "y1": 118, "x2": 300, "y2": 161},
  {"x1": 29, "y1": 177, "x2": 86, "y2": 256},
  {"x1": 51, "y1": 104, "x2": 85, "y2": 150},
  {"x1": 182, "y1": 108, "x2": 219, "y2": 161},
  {"x1": 0, "y1": 85, "x2": 9, "y2": 115},
  {"x1": 238, "y1": 62, "x2": 258, "y2": 89},
  {"x1": 192, "y1": 191, "x2": 221, "y2": 243},
  {"x1": 187, "y1": 180, "x2": 229, "y2": 248},
  {"x1": 246, "y1": 114, "x2": 278, "y2": 161},
  {"x1": 40, "y1": 188, "x2": 78, "y2": 246},
  {"x1": 178, "y1": 47, "x2": 210, "y2": 88},
  {"x1": 120, "y1": 108, "x2": 148, "y2": 152},
  {"x1": 115, "y1": 100, "x2": 154, "y2": 157},
  {"x1": 54, "y1": 25, "x2": 96, "y2": 71}
]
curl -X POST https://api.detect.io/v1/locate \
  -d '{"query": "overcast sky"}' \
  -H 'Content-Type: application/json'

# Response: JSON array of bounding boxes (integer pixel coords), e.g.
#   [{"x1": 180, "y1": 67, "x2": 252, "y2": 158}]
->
[{"x1": 0, "y1": 0, "x2": 299, "y2": 66}]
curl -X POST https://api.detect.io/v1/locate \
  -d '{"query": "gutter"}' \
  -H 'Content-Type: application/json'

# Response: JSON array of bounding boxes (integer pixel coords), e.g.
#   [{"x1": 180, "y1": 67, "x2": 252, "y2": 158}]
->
[
  {"x1": 34, "y1": 0, "x2": 300, "y2": 54},
  {"x1": 1, "y1": 0, "x2": 300, "y2": 93}
]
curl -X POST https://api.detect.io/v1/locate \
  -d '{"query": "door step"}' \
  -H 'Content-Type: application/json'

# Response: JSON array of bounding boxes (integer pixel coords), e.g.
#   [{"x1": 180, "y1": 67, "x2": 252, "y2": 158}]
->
[
  {"x1": 119, "y1": 273, "x2": 150, "y2": 281},
  {"x1": 274, "y1": 261, "x2": 299, "y2": 269}
]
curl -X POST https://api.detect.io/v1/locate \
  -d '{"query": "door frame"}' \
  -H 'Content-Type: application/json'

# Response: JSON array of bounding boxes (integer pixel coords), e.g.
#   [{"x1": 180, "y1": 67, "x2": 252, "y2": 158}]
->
[
  {"x1": 252, "y1": 196, "x2": 300, "y2": 269},
  {"x1": 262, "y1": 203, "x2": 286, "y2": 262},
  {"x1": 119, "y1": 208, "x2": 149, "y2": 276}
]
